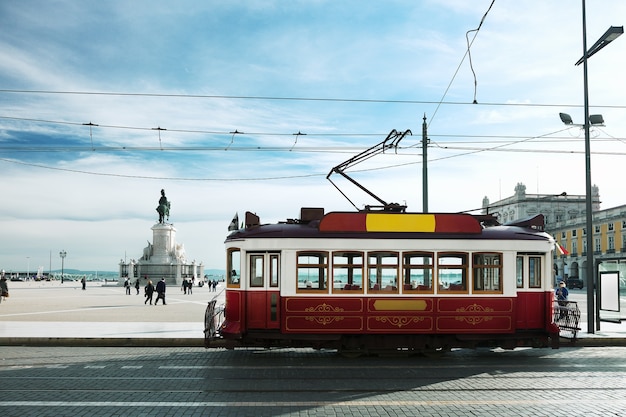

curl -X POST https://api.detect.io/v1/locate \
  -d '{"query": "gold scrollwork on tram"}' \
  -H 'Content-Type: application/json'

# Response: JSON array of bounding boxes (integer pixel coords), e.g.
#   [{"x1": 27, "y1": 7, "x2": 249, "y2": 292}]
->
[
  {"x1": 305, "y1": 302, "x2": 345, "y2": 313},
  {"x1": 305, "y1": 316, "x2": 345, "y2": 326},
  {"x1": 455, "y1": 315, "x2": 494, "y2": 325},
  {"x1": 375, "y1": 316, "x2": 426, "y2": 328},
  {"x1": 455, "y1": 303, "x2": 495, "y2": 326},
  {"x1": 456, "y1": 303, "x2": 494, "y2": 313}
]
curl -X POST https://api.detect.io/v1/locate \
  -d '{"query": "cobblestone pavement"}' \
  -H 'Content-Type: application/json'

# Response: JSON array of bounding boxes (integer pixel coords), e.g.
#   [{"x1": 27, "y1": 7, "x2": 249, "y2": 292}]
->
[{"x1": 1, "y1": 346, "x2": 626, "y2": 416}]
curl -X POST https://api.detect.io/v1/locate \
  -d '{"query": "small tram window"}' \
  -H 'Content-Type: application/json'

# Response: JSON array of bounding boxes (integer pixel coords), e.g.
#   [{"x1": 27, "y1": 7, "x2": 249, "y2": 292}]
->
[
  {"x1": 529, "y1": 256, "x2": 542, "y2": 288},
  {"x1": 437, "y1": 253, "x2": 468, "y2": 293},
  {"x1": 516, "y1": 256, "x2": 524, "y2": 288},
  {"x1": 227, "y1": 249, "x2": 241, "y2": 288},
  {"x1": 296, "y1": 251, "x2": 328, "y2": 293},
  {"x1": 332, "y1": 252, "x2": 363, "y2": 292},
  {"x1": 270, "y1": 254, "x2": 279, "y2": 288},
  {"x1": 249, "y1": 255, "x2": 264, "y2": 287},
  {"x1": 402, "y1": 252, "x2": 433, "y2": 292},
  {"x1": 473, "y1": 253, "x2": 502, "y2": 293},
  {"x1": 368, "y1": 252, "x2": 399, "y2": 293}
]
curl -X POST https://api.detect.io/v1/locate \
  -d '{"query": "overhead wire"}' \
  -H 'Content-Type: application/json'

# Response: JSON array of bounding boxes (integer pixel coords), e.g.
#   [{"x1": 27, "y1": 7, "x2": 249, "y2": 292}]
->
[{"x1": 428, "y1": 0, "x2": 496, "y2": 128}]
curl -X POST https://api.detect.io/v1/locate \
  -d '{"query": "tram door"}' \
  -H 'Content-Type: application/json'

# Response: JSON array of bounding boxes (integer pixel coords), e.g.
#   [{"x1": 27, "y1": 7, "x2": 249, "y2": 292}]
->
[{"x1": 246, "y1": 252, "x2": 281, "y2": 330}]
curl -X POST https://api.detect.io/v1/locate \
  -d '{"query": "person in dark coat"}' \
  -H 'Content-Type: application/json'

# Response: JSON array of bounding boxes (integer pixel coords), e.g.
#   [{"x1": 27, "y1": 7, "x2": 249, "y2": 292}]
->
[
  {"x1": 144, "y1": 280, "x2": 155, "y2": 305},
  {"x1": 155, "y1": 278, "x2": 166, "y2": 305}
]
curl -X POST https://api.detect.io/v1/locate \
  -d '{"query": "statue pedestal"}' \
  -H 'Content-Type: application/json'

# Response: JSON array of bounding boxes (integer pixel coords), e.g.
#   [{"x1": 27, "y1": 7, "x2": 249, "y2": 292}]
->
[
  {"x1": 150, "y1": 223, "x2": 177, "y2": 263},
  {"x1": 118, "y1": 220, "x2": 203, "y2": 288}
]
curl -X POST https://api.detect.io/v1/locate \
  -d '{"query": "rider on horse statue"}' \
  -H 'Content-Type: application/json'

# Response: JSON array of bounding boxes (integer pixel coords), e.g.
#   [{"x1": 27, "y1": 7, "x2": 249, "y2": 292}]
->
[{"x1": 156, "y1": 189, "x2": 170, "y2": 223}]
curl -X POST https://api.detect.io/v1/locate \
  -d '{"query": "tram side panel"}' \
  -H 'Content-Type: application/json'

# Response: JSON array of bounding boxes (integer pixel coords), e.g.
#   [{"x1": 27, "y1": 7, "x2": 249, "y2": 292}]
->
[
  {"x1": 281, "y1": 296, "x2": 522, "y2": 336},
  {"x1": 219, "y1": 237, "x2": 557, "y2": 348}
]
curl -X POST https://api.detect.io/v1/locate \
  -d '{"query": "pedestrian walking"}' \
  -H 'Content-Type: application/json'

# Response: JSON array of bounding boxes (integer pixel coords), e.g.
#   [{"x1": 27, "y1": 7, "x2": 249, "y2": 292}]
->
[
  {"x1": 144, "y1": 280, "x2": 155, "y2": 305},
  {"x1": 135, "y1": 279, "x2": 140, "y2": 295},
  {"x1": 124, "y1": 278, "x2": 131, "y2": 295},
  {"x1": 0, "y1": 275, "x2": 9, "y2": 304},
  {"x1": 81, "y1": 277, "x2": 86, "y2": 290},
  {"x1": 181, "y1": 279, "x2": 187, "y2": 295},
  {"x1": 155, "y1": 278, "x2": 167, "y2": 305},
  {"x1": 555, "y1": 281, "x2": 569, "y2": 319}
]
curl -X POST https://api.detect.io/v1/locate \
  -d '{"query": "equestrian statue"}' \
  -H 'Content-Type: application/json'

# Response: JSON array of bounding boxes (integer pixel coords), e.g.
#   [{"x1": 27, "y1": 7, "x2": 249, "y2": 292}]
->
[{"x1": 156, "y1": 189, "x2": 171, "y2": 224}]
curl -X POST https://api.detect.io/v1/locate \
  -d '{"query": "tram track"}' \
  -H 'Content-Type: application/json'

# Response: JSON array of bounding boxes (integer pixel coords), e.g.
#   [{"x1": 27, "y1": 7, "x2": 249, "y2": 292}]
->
[{"x1": 2, "y1": 347, "x2": 626, "y2": 415}]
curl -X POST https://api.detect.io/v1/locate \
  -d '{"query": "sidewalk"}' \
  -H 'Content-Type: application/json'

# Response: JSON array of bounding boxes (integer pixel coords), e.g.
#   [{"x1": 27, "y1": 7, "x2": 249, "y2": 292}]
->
[
  {"x1": 0, "y1": 281, "x2": 625, "y2": 347},
  {"x1": 0, "y1": 280, "x2": 224, "y2": 346}
]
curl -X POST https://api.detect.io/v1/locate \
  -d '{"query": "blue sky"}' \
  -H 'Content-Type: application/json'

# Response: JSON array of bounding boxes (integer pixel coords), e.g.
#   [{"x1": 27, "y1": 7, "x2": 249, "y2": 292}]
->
[{"x1": 1, "y1": 0, "x2": 626, "y2": 273}]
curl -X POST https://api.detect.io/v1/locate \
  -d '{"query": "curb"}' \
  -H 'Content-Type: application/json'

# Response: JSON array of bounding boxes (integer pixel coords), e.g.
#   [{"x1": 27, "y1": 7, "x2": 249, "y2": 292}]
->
[
  {"x1": 2, "y1": 337, "x2": 625, "y2": 348},
  {"x1": 563, "y1": 337, "x2": 626, "y2": 347},
  {"x1": 0, "y1": 338, "x2": 206, "y2": 347}
]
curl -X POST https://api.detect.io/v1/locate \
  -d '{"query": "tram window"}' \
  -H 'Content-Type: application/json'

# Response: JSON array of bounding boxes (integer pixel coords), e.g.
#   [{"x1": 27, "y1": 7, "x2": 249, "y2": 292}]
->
[
  {"x1": 270, "y1": 255, "x2": 279, "y2": 288},
  {"x1": 516, "y1": 256, "x2": 524, "y2": 288},
  {"x1": 473, "y1": 253, "x2": 502, "y2": 293},
  {"x1": 227, "y1": 249, "x2": 241, "y2": 287},
  {"x1": 437, "y1": 253, "x2": 468, "y2": 292},
  {"x1": 332, "y1": 252, "x2": 363, "y2": 292},
  {"x1": 296, "y1": 251, "x2": 328, "y2": 292},
  {"x1": 249, "y1": 255, "x2": 264, "y2": 287},
  {"x1": 368, "y1": 252, "x2": 399, "y2": 292},
  {"x1": 402, "y1": 252, "x2": 433, "y2": 292},
  {"x1": 529, "y1": 256, "x2": 542, "y2": 288}
]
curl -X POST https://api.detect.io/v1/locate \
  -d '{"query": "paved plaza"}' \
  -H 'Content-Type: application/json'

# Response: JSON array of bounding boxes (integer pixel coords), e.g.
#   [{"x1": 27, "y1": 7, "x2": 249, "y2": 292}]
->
[
  {"x1": 0, "y1": 280, "x2": 223, "y2": 345},
  {"x1": 1, "y1": 280, "x2": 625, "y2": 346}
]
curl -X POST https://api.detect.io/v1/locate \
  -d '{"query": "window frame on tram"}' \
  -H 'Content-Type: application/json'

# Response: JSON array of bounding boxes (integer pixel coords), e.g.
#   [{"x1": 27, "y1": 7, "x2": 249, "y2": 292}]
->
[
  {"x1": 249, "y1": 254, "x2": 264, "y2": 288},
  {"x1": 296, "y1": 251, "x2": 329, "y2": 293},
  {"x1": 437, "y1": 252, "x2": 468, "y2": 293},
  {"x1": 332, "y1": 251, "x2": 364, "y2": 293},
  {"x1": 367, "y1": 251, "x2": 399, "y2": 293},
  {"x1": 528, "y1": 256, "x2": 542, "y2": 288},
  {"x1": 516, "y1": 256, "x2": 524, "y2": 288},
  {"x1": 269, "y1": 254, "x2": 280, "y2": 288},
  {"x1": 515, "y1": 253, "x2": 544, "y2": 289},
  {"x1": 472, "y1": 252, "x2": 503, "y2": 294},
  {"x1": 227, "y1": 248, "x2": 241, "y2": 288},
  {"x1": 402, "y1": 251, "x2": 434, "y2": 293}
]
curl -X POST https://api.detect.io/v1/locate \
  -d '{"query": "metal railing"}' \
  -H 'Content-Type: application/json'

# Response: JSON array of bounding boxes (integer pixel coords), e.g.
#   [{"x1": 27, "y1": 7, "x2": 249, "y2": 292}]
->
[
  {"x1": 204, "y1": 299, "x2": 225, "y2": 348},
  {"x1": 554, "y1": 300, "x2": 581, "y2": 340}
]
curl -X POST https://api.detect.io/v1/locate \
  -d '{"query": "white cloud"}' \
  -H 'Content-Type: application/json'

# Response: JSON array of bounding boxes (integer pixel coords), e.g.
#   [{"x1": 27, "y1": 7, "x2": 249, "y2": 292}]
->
[{"x1": 1, "y1": 0, "x2": 626, "y2": 272}]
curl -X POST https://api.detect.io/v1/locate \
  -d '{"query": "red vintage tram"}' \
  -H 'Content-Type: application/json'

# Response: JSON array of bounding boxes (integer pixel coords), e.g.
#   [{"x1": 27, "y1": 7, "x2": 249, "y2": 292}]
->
[
  {"x1": 204, "y1": 131, "x2": 560, "y2": 354},
  {"x1": 205, "y1": 209, "x2": 560, "y2": 354}
]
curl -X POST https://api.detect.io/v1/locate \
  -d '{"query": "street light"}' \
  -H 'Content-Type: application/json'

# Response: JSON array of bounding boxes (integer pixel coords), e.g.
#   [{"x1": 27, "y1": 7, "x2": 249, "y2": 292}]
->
[
  {"x1": 560, "y1": 3, "x2": 622, "y2": 334},
  {"x1": 59, "y1": 250, "x2": 67, "y2": 284}
]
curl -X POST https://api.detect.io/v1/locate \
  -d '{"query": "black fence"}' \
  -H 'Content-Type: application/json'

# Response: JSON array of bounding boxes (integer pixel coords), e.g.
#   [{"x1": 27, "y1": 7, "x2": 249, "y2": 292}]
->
[{"x1": 554, "y1": 300, "x2": 581, "y2": 340}]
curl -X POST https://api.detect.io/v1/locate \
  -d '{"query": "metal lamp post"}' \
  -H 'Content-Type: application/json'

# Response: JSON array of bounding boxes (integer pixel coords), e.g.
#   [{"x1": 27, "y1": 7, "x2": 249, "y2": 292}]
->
[
  {"x1": 560, "y1": 2, "x2": 622, "y2": 333},
  {"x1": 59, "y1": 250, "x2": 67, "y2": 284}
]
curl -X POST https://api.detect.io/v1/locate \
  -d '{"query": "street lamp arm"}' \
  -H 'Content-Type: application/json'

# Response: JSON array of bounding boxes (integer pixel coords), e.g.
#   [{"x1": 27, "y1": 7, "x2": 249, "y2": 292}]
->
[{"x1": 575, "y1": 26, "x2": 623, "y2": 65}]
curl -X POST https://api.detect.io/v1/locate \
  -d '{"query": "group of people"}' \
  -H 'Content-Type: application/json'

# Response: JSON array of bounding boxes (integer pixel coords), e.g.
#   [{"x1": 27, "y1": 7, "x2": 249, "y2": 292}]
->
[
  {"x1": 143, "y1": 278, "x2": 167, "y2": 305},
  {"x1": 123, "y1": 277, "x2": 140, "y2": 295},
  {"x1": 181, "y1": 278, "x2": 194, "y2": 295},
  {"x1": 206, "y1": 279, "x2": 219, "y2": 292}
]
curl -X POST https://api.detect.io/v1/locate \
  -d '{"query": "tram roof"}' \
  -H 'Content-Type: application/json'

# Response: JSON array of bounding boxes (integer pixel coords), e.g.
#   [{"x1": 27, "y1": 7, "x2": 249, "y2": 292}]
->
[{"x1": 226, "y1": 211, "x2": 552, "y2": 242}]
